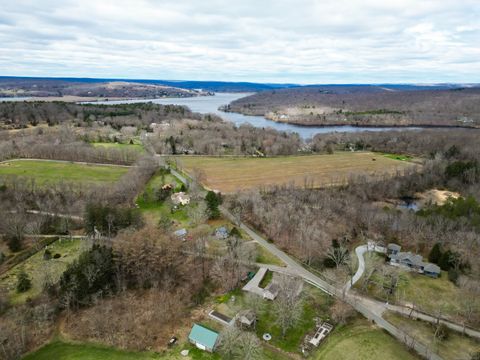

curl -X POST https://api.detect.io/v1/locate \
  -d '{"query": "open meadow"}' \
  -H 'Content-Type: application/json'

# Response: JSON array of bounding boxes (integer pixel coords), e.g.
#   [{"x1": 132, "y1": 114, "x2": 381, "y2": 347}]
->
[
  {"x1": 178, "y1": 152, "x2": 417, "y2": 193},
  {"x1": 313, "y1": 318, "x2": 419, "y2": 360},
  {"x1": 0, "y1": 159, "x2": 129, "y2": 185},
  {"x1": 0, "y1": 238, "x2": 85, "y2": 304}
]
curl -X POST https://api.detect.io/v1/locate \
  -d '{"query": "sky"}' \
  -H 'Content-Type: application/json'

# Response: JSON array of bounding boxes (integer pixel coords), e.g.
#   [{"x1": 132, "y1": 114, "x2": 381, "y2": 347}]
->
[{"x1": 1, "y1": 0, "x2": 479, "y2": 84}]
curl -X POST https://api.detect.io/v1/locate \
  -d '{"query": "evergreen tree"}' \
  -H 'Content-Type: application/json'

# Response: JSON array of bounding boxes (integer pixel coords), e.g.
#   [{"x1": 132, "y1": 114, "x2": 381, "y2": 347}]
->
[
  {"x1": 16, "y1": 270, "x2": 32, "y2": 293},
  {"x1": 428, "y1": 243, "x2": 443, "y2": 264},
  {"x1": 205, "y1": 191, "x2": 221, "y2": 219}
]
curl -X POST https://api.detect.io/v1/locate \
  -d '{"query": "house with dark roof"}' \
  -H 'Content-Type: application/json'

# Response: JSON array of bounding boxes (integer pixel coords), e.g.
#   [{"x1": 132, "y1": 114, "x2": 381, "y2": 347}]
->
[
  {"x1": 387, "y1": 244, "x2": 441, "y2": 278},
  {"x1": 188, "y1": 324, "x2": 219, "y2": 352}
]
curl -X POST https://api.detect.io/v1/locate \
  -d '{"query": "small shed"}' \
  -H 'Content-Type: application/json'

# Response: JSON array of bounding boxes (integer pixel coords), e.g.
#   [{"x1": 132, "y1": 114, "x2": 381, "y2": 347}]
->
[
  {"x1": 237, "y1": 310, "x2": 256, "y2": 328},
  {"x1": 263, "y1": 282, "x2": 280, "y2": 300},
  {"x1": 188, "y1": 324, "x2": 219, "y2": 352}
]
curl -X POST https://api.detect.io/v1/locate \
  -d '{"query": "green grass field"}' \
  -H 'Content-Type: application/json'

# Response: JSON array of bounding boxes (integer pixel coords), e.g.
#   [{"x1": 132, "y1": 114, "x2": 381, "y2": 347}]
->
[
  {"x1": 0, "y1": 159, "x2": 129, "y2": 185},
  {"x1": 396, "y1": 271, "x2": 465, "y2": 316},
  {"x1": 357, "y1": 253, "x2": 468, "y2": 319},
  {"x1": 255, "y1": 243, "x2": 285, "y2": 266},
  {"x1": 23, "y1": 340, "x2": 289, "y2": 360},
  {"x1": 178, "y1": 152, "x2": 417, "y2": 193},
  {"x1": 313, "y1": 318, "x2": 419, "y2": 360},
  {"x1": 215, "y1": 285, "x2": 333, "y2": 354},
  {"x1": 92, "y1": 142, "x2": 144, "y2": 152},
  {"x1": 22, "y1": 341, "x2": 162, "y2": 360},
  {"x1": 385, "y1": 312, "x2": 480, "y2": 360},
  {"x1": 0, "y1": 238, "x2": 85, "y2": 304}
]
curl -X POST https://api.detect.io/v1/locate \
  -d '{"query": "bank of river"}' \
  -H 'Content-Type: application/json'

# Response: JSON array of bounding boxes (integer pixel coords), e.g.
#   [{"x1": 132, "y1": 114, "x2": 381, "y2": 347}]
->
[{"x1": 87, "y1": 93, "x2": 427, "y2": 138}]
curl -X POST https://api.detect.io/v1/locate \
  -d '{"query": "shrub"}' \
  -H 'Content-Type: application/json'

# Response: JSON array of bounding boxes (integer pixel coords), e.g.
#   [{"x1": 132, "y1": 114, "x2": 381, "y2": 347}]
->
[
  {"x1": 43, "y1": 249, "x2": 52, "y2": 260},
  {"x1": 16, "y1": 270, "x2": 32, "y2": 293},
  {"x1": 448, "y1": 268, "x2": 459, "y2": 284},
  {"x1": 434, "y1": 323, "x2": 450, "y2": 341},
  {"x1": 53, "y1": 253, "x2": 61, "y2": 259}
]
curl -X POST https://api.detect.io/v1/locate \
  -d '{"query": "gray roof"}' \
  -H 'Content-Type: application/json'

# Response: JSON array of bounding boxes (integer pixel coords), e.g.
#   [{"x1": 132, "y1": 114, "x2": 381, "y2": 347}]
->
[
  {"x1": 265, "y1": 282, "x2": 280, "y2": 295},
  {"x1": 388, "y1": 243, "x2": 402, "y2": 251},
  {"x1": 391, "y1": 251, "x2": 423, "y2": 266},
  {"x1": 423, "y1": 263, "x2": 441, "y2": 273}
]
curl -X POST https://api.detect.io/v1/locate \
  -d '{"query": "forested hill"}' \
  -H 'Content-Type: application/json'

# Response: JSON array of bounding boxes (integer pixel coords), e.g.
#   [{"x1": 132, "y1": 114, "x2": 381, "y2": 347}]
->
[{"x1": 226, "y1": 86, "x2": 480, "y2": 128}]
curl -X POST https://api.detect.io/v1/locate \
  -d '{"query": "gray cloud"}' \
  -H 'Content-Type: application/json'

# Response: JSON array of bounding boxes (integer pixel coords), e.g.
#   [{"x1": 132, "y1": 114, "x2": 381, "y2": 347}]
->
[{"x1": 0, "y1": 0, "x2": 479, "y2": 83}]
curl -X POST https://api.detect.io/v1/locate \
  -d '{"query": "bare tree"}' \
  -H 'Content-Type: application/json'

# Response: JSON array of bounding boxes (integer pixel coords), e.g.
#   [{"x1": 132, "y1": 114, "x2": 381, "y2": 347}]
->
[{"x1": 273, "y1": 275, "x2": 304, "y2": 338}]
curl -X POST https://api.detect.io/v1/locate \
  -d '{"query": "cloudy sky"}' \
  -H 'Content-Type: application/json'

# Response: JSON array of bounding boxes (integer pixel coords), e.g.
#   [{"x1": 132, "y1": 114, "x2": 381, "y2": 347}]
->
[{"x1": 1, "y1": 0, "x2": 479, "y2": 83}]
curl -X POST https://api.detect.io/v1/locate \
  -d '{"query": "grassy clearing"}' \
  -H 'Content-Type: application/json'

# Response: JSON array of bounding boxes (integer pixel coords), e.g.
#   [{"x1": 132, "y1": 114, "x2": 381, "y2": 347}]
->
[
  {"x1": 357, "y1": 253, "x2": 467, "y2": 319},
  {"x1": 384, "y1": 312, "x2": 480, "y2": 360},
  {"x1": 313, "y1": 318, "x2": 419, "y2": 360},
  {"x1": 0, "y1": 159, "x2": 128, "y2": 185},
  {"x1": 22, "y1": 341, "x2": 162, "y2": 360},
  {"x1": 214, "y1": 285, "x2": 333, "y2": 354},
  {"x1": 259, "y1": 270, "x2": 273, "y2": 288},
  {"x1": 178, "y1": 152, "x2": 416, "y2": 193},
  {"x1": 255, "y1": 243, "x2": 285, "y2": 266},
  {"x1": 396, "y1": 271, "x2": 465, "y2": 317},
  {"x1": 92, "y1": 142, "x2": 144, "y2": 152},
  {"x1": 381, "y1": 153, "x2": 413, "y2": 162},
  {"x1": 0, "y1": 238, "x2": 85, "y2": 304},
  {"x1": 136, "y1": 171, "x2": 181, "y2": 211}
]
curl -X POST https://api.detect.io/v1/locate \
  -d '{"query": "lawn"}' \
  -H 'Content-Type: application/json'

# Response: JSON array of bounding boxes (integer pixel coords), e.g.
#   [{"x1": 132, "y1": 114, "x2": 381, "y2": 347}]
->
[
  {"x1": 215, "y1": 285, "x2": 333, "y2": 354},
  {"x1": 0, "y1": 159, "x2": 129, "y2": 185},
  {"x1": 0, "y1": 238, "x2": 85, "y2": 304},
  {"x1": 384, "y1": 312, "x2": 480, "y2": 360},
  {"x1": 22, "y1": 341, "x2": 162, "y2": 360},
  {"x1": 136, "y1": 170, "x2": 191, "y2": 226},
  {"x1": 357, "y1": 253, "x2": 468, "y2": 319},
  {"x1": 92, "y1": 142, "x2": 145, "y2": 153},
  {"x1": 396, "y1": 270, "x2": 466, "y2": 317},
  {"x1": 177, "y1": 152, "x2": 417, "y2": 193},
  {"x1": 255, "y1": 243, "x2": 285, "y2": 266},
  {"x1": 313, "y1": 318, "x2": 419, "y2": 360}
]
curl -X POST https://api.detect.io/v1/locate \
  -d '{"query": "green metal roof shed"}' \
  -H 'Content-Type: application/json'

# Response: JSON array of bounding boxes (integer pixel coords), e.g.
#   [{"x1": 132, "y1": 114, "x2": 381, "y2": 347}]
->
[{"x1": 188, "y1": 324, "x2": 219, "y2": 352}]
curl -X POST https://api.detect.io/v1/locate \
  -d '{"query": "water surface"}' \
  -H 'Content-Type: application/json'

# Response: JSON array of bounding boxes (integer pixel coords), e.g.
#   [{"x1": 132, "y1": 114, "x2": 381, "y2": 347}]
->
[{"x1": 87, "y1": 93, "x2": 421, "y2": 138}]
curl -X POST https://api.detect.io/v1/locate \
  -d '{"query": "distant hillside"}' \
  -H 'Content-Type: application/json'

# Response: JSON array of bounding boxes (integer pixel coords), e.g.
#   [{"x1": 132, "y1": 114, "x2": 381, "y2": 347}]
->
[
  {"x1": 0, "y1": 77, "x2": 209, "y2": 99},
  {"x1": 226, "y1": 86, "x2": 480, "y2": 128},
  {"x1": 0, "y1": 76, "x2": 297, "y2": 96}
]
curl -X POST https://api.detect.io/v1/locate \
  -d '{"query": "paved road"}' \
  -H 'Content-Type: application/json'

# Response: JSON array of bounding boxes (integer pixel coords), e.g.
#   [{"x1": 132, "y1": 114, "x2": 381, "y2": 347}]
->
[{"x1": 169, "y1": 164, "x2": 444, "y2": 360}]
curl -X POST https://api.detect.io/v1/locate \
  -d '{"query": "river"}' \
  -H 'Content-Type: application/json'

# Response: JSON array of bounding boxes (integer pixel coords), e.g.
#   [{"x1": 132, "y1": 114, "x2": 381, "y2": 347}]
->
[{"x1": 88, "y1": 93, "x2": 427, "y2": 138}]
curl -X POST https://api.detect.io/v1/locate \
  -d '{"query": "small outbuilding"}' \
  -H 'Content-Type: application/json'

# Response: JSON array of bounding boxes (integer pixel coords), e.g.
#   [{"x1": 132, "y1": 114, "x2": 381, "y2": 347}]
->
[
  {"x1": 263, "y1": 282, "x2": 280, "y2": 300},
  {"x1": 236, "y1": 310, "x2": 256, "y2": 328},
  {"x1": 188, "y1": 324, "x2": 219, "y2": 352},
  {"x1": 171, "y1": 192, "x2": 190, "y2": 206}
]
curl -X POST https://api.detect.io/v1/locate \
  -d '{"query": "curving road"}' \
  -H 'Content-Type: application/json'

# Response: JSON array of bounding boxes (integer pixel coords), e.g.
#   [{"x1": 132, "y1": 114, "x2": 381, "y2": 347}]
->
[{"x1": 170, "y1": 163, "x2": 444, "y2": 360}]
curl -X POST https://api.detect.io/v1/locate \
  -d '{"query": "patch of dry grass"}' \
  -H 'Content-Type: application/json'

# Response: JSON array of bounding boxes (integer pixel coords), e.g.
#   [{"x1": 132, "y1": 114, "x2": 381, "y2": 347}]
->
[{"x1": 178, "y1": 152, "x2": 416, "y2": 193}]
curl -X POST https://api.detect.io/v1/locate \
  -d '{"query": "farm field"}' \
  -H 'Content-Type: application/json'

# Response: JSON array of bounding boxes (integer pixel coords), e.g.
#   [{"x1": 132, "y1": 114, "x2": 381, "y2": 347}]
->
[
  {"x1": 384, "y1": 312, "x2": 480, "y2": 360},
  {"x1": 0, "y1": 159, "x2": 129, "y2": 185},
  {"x1": 1, "y1": 238, "x2": 85, "y2": 304},
  {"x1": 22, "y1": 341, "x2": 162, "y2": 360},
  {"x1": 92, "y1": 142, "x2": 144, "y2": 152},
  {"x1": 313, "y1": 318, "x2": 419, "y2": 360},
  {"x1": 178, "y1": 152, "x2": 417, "y2": 193}
]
